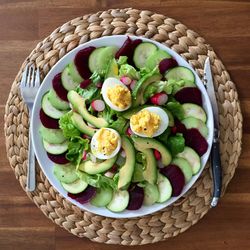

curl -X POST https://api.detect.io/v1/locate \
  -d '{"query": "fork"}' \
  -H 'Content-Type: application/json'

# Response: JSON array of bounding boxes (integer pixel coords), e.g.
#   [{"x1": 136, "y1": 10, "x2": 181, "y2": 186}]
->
[{"x1": 20, "y1": 64, "x2": 40, "y2": 192}]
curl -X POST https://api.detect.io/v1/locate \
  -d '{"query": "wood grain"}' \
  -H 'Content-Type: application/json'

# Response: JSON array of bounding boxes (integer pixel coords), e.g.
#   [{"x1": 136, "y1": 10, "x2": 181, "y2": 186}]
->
[{"x1": 0, "y1": 0, "x2": 249, "y2": 249}]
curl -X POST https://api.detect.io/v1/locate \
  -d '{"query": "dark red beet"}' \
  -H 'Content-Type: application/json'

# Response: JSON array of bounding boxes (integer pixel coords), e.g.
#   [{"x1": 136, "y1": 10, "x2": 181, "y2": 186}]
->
[
  {"x1": 160, "y1": 165, "x2": 185, "y2": 196},
  {"x1": 68, "y1": 186, "x2": 96, "y2": 204},
  {"x1": 47, "y1": 152, "x2": 70, "y2": 164},
  {"x1": 159, "y1": 58, "x2": 178, "y2": 74},
  {"x1": 52, "y1": 73, "x2": 68, "y2": 102},
  {"x1": 80, "y1": 79, "x2": 92, "y2": 89},
  {"x1": 175, "y1": 87, "x2": 202, "y2": 106},
  {"x1": 127, "y1": 185, "x2": 144, "y2": 210},
  {"x1": 175, "y1": 119, "x2": 187, "y2": 134},
  {"x1": 184, "y1": 128, "x2": 208, "y2": 156},
  {"x1": 115, "y1": 37, "x2": 142, "y2": 65},
  {"x1": 40, "y1": 109, "x2": 59, "y2": 129},
  {"x1": 74, "y1": 46, "x2": 96, "y2": 79}
]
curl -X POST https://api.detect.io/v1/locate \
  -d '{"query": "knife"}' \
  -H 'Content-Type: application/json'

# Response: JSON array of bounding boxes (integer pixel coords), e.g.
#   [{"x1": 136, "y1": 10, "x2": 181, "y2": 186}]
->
[{"x1": 204, "y1": 57, "x2": 222, "y2": 207}]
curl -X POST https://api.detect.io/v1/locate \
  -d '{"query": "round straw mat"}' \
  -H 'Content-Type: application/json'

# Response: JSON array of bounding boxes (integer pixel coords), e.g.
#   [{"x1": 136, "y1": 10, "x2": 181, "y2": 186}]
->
[{"x1": 4, "y1": 8, "x2": 242, "y2": 245}]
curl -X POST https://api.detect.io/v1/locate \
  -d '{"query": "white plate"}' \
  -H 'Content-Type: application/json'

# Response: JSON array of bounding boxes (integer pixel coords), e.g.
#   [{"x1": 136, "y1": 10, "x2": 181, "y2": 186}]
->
[{"x1": 31, "y1": 35, "x2": 214, "y2": 218}]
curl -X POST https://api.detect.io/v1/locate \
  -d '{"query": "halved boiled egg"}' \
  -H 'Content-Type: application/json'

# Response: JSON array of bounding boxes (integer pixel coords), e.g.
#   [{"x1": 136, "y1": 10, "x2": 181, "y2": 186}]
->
[
  {"x1": 130, "y1": 107, "x2": 169, "y2": 138},
  {"x1": 101, "y1": 77, "x2": 132, "y2": 111},
  {"x1": 91, "y1": 128, "x2": 121, "y2": 160}
]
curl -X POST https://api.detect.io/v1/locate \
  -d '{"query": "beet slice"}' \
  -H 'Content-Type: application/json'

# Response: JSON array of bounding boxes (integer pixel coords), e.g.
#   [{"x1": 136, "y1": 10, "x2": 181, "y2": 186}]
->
[
  {"x1": 159, "y1": 58, "x2": 178, "y2": 74},
  {"x1": 68, "y1": 186, "x2": 96, "y2": 204},
  {"x1": 115, "y1": 36, "x2": 142, "y2": 65},
  {"x1": 175, "y1": 119, "x2": 187, "y2": 134},
  {"x1": 80, "y1": 79, "x2": 92, "y2": 89},
  {"x1": 184, "y1": 128, "x2": 208, "y2": 156},
  {"x1": 52, "y1": 73, "x2": 68, "y2": 102},
  {"x1": 74, "y1": 46, "x2": 96, "y2": 79},
  {"x1": 175, "y1": 87, "x2": 202, "y2": 106},
  {"x1": 127, "y1": 185, "x2": 144, "y2": 210},
  {"x1": 160, "y1": 165, "x2": 185, "y2": 196},
  {"x1": 40, "y1": 109, "x2": 59, "y2": 129},
  {"x1": 47, "y1": 152, "x2": 69, "y2": 164}
]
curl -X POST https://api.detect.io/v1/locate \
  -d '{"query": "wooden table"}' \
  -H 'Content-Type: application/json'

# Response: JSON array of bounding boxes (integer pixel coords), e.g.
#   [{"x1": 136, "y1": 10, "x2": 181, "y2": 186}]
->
[{"x1": 0, "y1": 1, "x2": 249, "y2": 249}]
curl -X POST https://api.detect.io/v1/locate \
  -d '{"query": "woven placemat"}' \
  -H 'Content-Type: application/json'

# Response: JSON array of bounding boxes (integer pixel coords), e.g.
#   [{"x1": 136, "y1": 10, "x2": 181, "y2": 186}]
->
[{"x1": 4, "y1": 8, "x2": 242, "y2": 245}]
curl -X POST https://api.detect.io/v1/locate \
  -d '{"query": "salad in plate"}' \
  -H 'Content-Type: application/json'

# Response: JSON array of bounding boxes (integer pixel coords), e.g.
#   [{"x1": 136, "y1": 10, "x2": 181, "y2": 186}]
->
[{"x1": 38, "y1": 36, "x2": 209, "y2": 212}]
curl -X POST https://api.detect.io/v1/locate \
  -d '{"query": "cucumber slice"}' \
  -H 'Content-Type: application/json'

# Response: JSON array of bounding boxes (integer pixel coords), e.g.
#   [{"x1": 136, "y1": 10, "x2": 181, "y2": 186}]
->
[
  {"x1": 88, "y1": 46, "x2": 118, "y2": 75},
  {"x1": 177, "y1": 147, "x2": 201, "y2": 175},
  {"x1": 39, "y1": 125, "x2": 66, "y2": 144},
  {"x1": 181, "y1": 117, "x2": 208, "y2": 138},
  {"x1": 43, "y1": 139, "x2": 68, "y2": 155},
  {"x1": 106, "y1": 190, "x2": 129, "y2": 212},
  {"x1": 61, "y1": 66, "x2": 81, "y2": 91},
  {"x1": 165, "y1": 66, "x2": 195, "y2": 83},
  {"x1": 182, "y1": 103, "x2": 207, "y2": 123},
  {"x1": 143, "y1": 183, "x2": 159, "y2": 205},
  {"x1": 172, "y1": 157, "x2": 193, "y2": 183},
  {"x1": 145, "y1": 49, "x2": 171, "y2": 70},
  {"x1": 68, "y1": 62, "x2": 83, "y2": 83},
  {"x1": 61, "y1": 179, "x2": 88, "y2": 194},
  {"x1": 133, "y1": 42, "x2": 157, "y2": 69},
  {"x1": 157, "y1": 173, "x2": 172, "y2": 203},
  {"x1": 42, "y1": 92, "x2": 67, "y2": 119},
  {"x1": 90, "y1": 187, "x2": 113, "y2": 207},
  {"x1": 48, "y1": 88, "x2": 70, "y2": 111},
  {"x1": 53, "y1": 164, "x2": 78, "y2": 183}
]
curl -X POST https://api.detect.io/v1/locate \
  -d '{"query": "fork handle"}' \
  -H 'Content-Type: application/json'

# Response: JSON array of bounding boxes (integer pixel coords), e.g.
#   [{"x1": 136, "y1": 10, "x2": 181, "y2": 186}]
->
[{"x1": 27, "y1": 130, "x2": 36, "y2": 192}]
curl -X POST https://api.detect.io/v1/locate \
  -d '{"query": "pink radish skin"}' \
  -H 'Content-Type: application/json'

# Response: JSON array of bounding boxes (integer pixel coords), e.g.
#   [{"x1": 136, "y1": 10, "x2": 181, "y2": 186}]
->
[
  {"x1": 157, "y1": 160, "x2": 165, "y2": 169},
  {"x1": 129, "y1": 80, "x2": 137, "y2": 90},
  {"x1": 120, "y1": 150, "x2": 126, "y2": 158},
  {"x1": 126, "y1": 127, "x2": 133, "y2": 136},
  {"x1": 150, "y1": 92, "x2": 168, "y2": 105},
  {"x1": 91, "y1": 99, "x2": 105, "y2": 112},
  {"x1": 82, "y1": 151, "x2": 87, "y2": 160},
  {"x1": 154, "y1": 149, "x2": 161, "y2": 160},
  {"x1": 82, "y1": 134, "x2": 91, "y2": 139},
  {"x1": 96, "y1": 82, "x2": 103, "y2": 89},
  {"x1": 120, "y1": 76, "x2": 132, "y2": 85}
]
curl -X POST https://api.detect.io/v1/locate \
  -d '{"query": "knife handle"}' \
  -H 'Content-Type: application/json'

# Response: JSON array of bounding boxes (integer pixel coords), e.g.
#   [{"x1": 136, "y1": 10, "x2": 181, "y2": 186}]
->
[{"x1": 210, "y1": 134, "x2": 222, "y2": 207}]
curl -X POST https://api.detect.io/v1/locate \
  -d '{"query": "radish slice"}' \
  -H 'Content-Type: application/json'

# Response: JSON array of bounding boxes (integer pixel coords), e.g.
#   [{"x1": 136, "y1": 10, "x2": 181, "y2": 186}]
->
[
  {"x1": 82, "y1": 134, "x2": 91, "y2": 139},
  {"x1": 120, "y1": 150, "x2": 126, "y2": 158},
  {"x1": 104, "y1": 171, "x2": 115, "y2": 178},
  {"x1": 96, "y1": 82, "x2": 103, "y2": 89},
  {"x1": 80, "y1": 79, "x2": 91, "y2": 89},
  {"x1": 157, "y1": 160, "x2": 165, "y2": 169},
  {"x1": 150, "y1": 92, "x2": 168, "y2": 105},
  {"x1": 129, "y1": 80, "x2": 137, "y2": 90},
  {"x1": 120, "y1": 76, "x2": 132, "y2": 85},
  {"x1": 154, "y1": 149, "x2": 161, "y2": 160},
  {"x1": 126, "y1": 127, "x2": 133, "y2": 136},
  {"x1": 91, "y1": 99, "x2": 105, "y2": 112},
  {"x1": 82, "y1": 150, "x2": 87, "y2": 160}
]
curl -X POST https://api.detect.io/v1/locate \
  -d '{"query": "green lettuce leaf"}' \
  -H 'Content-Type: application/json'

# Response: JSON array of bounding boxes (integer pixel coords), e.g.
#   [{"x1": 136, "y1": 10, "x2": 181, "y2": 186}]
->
[
  {"x1": 156, "y1": 127, "x2": 171, "y2": 145},
  {"x1": 166, "y1": 133, "x2": 185, "y2": 156},
  {"x1": 119, "y1": 64, "x2": 140, "y2": 80},
  {"x1": 66, "y1": 136, "x2": 89, "y2": 166},
  {"x1": 108, "y1": 116, "x2": 128, "y2": 134},
  {"x1": 76, "y1": 170, "x2": 117, "y2": 189},
  {"x1": 59, "y1": 112, "x2": 81, "y2": 139},
  {"x1": 101, "y1": 105, "x2": 118, "y2": 124},
  {"x1": 117, "y1": 56, "x2": 128, "y2": 66},
  {"x1": 165, "y1": 98, "x2": 185, "y2": 121}
]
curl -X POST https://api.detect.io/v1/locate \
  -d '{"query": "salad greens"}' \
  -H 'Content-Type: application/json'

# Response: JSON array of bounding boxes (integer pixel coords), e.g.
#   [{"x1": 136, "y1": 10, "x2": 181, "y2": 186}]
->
[
  {"x1": 165, "y1": 98, "x2": 185, "y2": 121},
  {"x1": 167, "y1": 133, "x2": 185, "y2": 156},
  {"x1": 119, "y1": 64, "x2": 140, "y2": 80},
  {"x1": 59, "y1": 112, "x2": 81, "y2": 138}
]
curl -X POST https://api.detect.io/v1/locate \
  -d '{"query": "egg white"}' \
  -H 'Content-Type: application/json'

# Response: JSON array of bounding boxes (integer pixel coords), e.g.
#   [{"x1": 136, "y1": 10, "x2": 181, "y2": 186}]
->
[
  {"x1": 101, "y1": 77, "x2": 132, "y2": 112},
  {"x1": 130, "y1": 106, "x2": 169, "y2": 138},
  {"x1": 90, "y1": 128, "x2": 121, "y2": 160}
]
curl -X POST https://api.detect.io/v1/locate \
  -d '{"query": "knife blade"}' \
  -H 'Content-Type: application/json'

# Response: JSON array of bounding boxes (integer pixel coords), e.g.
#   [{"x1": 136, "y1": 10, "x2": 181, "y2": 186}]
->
[{"x1": 204, "y1": 57, "x2": 222, "y2": 207}]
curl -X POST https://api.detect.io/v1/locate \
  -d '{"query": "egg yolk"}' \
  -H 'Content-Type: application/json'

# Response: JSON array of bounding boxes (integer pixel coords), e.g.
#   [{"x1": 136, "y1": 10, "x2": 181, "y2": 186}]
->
[
  {"x1": 131, "y1": 110, "x2": 161, "y2": 137},
  {"x1": 107, "y1": 85, "x2": 131, "y2": 109},
  {"x1": 96, "y1": 128, "x2": 118, "y2": 155}
]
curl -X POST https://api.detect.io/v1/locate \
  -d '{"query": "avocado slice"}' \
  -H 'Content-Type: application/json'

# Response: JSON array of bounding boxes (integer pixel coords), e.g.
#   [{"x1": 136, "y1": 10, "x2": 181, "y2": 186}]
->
[
  {"x1": 71, "y1": 112, "x2": 97, "y2": 136},
  {"x1": 132, "y1": 70, "x2": 162, "y2": 106},
  {"x1": 134, "y1": 143, "x2": 157, "y2": 184},
  {"x1": 132, "y1": 136, "x2": 172, "y2": 166},
  {"x1": 67, "y1": 90, "x2": 108, "y2": 128},
  {"x1": 78, "y1": 155, "x2": 117, "y2": 175},
  {"x1": 105, "y1": 58, "x2": 119, "y2": 78},
  {"x1": 117, "y1": 136, "x2": 136, "y2": 190}
]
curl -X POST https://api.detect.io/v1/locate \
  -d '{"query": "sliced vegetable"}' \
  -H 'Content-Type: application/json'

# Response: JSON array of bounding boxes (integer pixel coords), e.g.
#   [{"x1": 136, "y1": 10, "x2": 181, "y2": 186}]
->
[
  {"x1": 47, "y1": 152, "x2": 70, "y2": 164},
  {"x1": 40, "y1": 109, "x2": 59, "y2": 129},
  {"x1": 107, "y1": 190, "x2": 129, "y2": 212},
  {"x1": 91, "y1": 99, "x2": 105, "y2": 112},
  {"x1": 175, "y1": 87, "x2": 202, "y2": 106},
  {"x1": 68, "y1": 186, "x2": 96, "y2": 204},
  {"x1": 150, "y1": 92, "x2": 168, "y2": 105},
  {"x1": 165, "y1": 66, "x2": 195, "y2": 83},
  {"x1": 52, "y1": 73, "x2": 68, "y2": 102},
  {"x1": 159, "y1": 58, "x2": 178, "y2": 74},
  {"x1": 127, "y1": 185, "x2": 144, "y2": 210}
]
